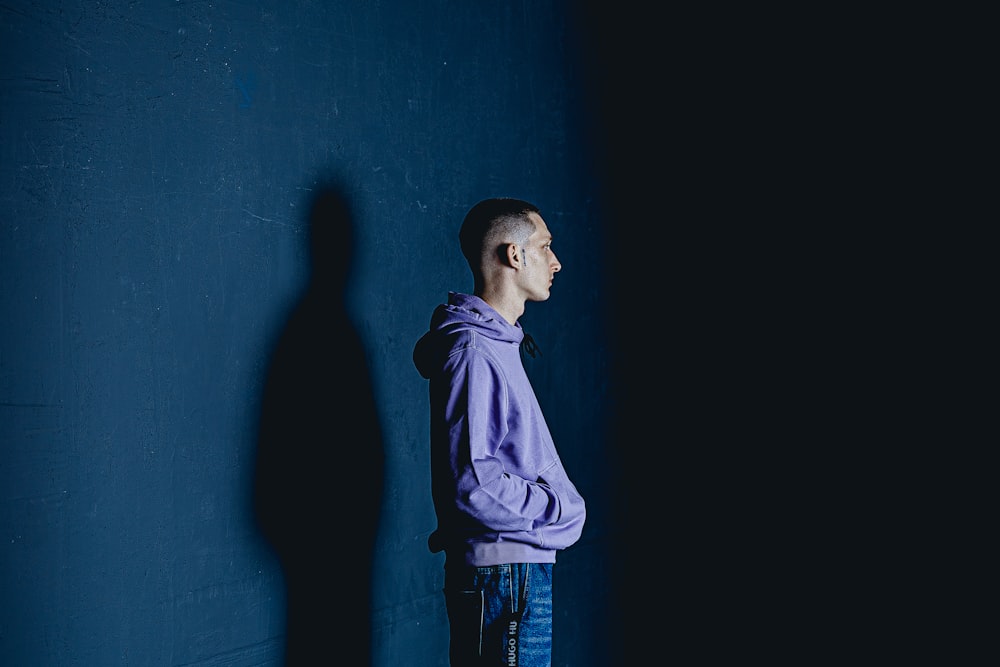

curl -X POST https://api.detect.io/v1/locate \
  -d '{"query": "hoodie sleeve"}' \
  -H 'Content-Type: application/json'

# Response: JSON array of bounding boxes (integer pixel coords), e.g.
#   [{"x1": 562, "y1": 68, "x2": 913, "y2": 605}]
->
[{"x1": 441, "y1": 347, "x2": 562, "y2": 532}]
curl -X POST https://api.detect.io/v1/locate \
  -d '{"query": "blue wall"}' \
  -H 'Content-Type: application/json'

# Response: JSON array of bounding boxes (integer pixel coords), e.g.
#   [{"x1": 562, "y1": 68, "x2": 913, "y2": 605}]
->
[
  {"x1": 3, "y1": 1, "x2": 915, "y2": 663},
  {"x1": 1, "y1": 2, "x2": 615, "y2": 665}
]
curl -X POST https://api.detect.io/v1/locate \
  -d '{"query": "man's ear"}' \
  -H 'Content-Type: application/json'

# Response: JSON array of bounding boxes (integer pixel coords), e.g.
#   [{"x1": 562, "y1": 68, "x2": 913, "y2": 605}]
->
[{"x1": 498, "y1": 243, "x2": 520, "y2": 268}]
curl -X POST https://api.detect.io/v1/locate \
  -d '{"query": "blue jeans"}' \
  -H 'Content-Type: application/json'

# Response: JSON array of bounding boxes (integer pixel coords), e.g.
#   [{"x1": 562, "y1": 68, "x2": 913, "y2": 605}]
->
[{"x1": 444, "y1": 562, "x2": 554, "y2": 666}]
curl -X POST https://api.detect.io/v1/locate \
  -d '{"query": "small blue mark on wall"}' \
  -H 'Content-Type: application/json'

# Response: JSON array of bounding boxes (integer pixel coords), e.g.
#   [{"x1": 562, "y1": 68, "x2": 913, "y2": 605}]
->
[{"x1": 235, "y1": 72, "x2": 256, "y2": 108}]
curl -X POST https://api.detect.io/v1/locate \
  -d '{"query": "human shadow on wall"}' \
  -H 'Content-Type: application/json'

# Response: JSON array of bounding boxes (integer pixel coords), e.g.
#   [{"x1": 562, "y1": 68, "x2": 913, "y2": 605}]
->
[{"x1": 253, "y1": 184, "x2": 384, "y2": 665}]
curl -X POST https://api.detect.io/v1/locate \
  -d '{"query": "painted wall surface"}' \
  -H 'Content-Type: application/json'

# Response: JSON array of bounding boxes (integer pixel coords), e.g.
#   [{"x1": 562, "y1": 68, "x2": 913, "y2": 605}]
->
[{"x1": 1, "y1": 2, "x2": 614, "y2": 665}]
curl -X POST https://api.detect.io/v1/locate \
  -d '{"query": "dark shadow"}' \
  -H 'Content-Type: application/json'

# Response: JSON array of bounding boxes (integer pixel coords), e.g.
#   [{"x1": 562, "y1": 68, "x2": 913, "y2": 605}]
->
[{"x1": 253, "y1": 183, "x2": 384, "y2": 665}]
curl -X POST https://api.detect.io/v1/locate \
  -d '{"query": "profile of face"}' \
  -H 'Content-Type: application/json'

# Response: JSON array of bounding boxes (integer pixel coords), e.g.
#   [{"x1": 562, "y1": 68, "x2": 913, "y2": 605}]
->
[{"x1": 518, "y1": 212, "x2": 562, "y2": 302}]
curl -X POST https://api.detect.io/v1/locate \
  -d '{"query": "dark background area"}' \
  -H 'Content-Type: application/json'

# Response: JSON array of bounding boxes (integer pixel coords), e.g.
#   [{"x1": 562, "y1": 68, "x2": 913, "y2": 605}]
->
[{"x1": 1, "y1": 1, "x2": 939, "y2": 665}]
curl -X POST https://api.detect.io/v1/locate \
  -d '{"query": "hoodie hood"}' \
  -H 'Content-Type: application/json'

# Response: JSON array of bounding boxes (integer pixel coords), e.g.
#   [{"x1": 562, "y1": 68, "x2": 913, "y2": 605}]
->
[{"x1": 413, "y1": 292, "x2": 523, "y2": 379}]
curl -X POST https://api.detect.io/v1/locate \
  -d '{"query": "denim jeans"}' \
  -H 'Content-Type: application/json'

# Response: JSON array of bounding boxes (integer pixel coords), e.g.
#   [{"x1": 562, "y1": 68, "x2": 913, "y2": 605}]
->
[{"x1": 444, "y1": 562, "x2": 554, "y2": 667}]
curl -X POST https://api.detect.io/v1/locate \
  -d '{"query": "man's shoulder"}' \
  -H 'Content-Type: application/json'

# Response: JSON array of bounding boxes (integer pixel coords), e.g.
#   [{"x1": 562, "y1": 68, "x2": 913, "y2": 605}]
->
[
  {"x1": 445, "y1": 328, "x2": 500, "y2": 356},
  {"x1": 442, "y1": 329, "x2": 513, "y2": 370}
]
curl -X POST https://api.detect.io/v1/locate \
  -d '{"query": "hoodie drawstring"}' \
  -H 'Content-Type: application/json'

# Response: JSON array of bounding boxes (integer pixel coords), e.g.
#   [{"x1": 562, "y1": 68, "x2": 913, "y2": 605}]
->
[{"x1": 520, "y1": 332, "x2": 541, "y2": 360}]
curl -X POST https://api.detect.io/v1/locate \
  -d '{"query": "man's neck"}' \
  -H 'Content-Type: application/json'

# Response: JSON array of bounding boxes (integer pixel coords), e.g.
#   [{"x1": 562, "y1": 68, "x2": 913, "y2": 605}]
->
[{"x1": 476, "y1": 287, "x2": 524, "y2": 326}]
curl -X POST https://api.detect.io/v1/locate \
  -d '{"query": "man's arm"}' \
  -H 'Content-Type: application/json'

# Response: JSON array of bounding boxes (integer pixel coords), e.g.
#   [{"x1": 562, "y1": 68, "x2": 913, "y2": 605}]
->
[{"x1": 442, "y1": 351, "x2": 562, "y2": 532}]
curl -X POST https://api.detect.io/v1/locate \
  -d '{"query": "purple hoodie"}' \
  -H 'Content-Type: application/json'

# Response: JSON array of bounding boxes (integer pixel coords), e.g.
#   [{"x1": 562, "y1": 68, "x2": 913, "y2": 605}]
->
[{"x1": 413, "y1": 292, "x2": 586, "y2": 566}]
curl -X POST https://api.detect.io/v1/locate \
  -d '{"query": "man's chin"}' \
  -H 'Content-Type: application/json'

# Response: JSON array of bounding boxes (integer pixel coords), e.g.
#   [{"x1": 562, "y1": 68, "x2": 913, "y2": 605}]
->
[{"x1": 528, "y1": 287, "x2": 553, "y2": 302}]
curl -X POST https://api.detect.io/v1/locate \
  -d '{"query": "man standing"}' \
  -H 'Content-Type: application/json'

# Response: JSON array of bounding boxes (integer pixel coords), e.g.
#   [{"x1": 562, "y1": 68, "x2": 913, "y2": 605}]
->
[{"x1": 413, "y1": 197, "x2": 586, "y2": 665}]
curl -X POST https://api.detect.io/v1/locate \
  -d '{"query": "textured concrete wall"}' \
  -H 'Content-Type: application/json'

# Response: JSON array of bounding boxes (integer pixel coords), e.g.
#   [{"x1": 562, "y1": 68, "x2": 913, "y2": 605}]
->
[{"x1": 1, "y1": 2, "x2": 613, "y2": 665}]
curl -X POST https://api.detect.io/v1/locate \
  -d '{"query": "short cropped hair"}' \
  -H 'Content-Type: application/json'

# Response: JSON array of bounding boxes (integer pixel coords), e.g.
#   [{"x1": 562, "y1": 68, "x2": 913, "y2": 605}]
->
[{"x1": 459, "y1": 197, "x2": 540, "y2": 269}]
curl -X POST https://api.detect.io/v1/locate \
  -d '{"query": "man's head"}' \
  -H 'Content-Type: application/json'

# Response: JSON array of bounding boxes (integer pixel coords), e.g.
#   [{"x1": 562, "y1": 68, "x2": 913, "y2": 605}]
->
[
  {"x1": 459, "y1": 198, "x2": 540, "y2": 270},
  {"x1": 459, "y1": 197, "x2": 561, "y2": 310}
]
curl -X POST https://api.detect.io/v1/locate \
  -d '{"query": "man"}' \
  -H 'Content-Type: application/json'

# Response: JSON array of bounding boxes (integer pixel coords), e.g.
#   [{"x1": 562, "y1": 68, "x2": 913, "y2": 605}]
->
[{"x1": 413, "y1": 197, "x2": 587, "y2": 665}]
